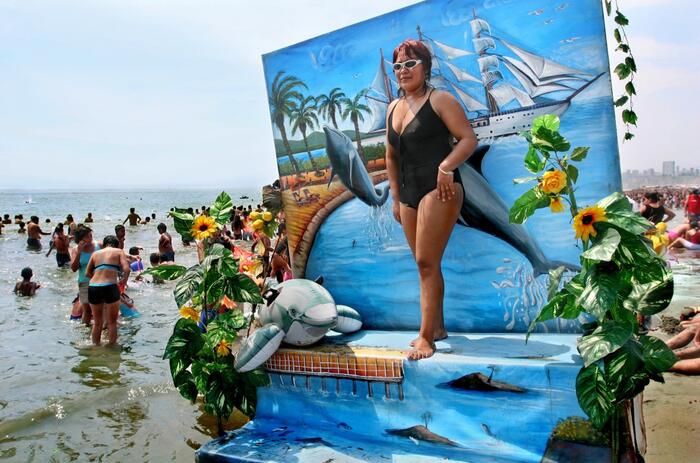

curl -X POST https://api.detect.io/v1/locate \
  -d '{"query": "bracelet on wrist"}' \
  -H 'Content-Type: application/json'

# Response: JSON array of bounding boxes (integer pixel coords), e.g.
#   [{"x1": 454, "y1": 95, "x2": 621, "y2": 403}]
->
[{"x1": 438, "y1": 166, "x2": 454, "y2": 175}]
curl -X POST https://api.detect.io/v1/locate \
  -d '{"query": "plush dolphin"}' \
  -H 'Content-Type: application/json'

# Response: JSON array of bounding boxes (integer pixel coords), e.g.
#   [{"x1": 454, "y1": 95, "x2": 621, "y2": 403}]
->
[
  {"x1": 323, "y1": 126, "x2": 390, "y2": 206},
  {"x1": 322, "y1": 128, "x2": 576, "y2": 275}
]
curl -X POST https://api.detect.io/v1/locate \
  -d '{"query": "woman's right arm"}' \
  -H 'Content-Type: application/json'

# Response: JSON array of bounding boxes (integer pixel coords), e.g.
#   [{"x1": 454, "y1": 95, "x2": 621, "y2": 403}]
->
[
  {"x1": 385, "y1": 99, "x2": 401, "y2": 222},
  {"x1": 71, "y1": 245, "x2": 81, "y2": 272}
]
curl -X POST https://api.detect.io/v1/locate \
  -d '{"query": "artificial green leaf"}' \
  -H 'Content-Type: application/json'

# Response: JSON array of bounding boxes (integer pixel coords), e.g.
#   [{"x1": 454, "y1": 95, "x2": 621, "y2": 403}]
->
[
  {"x1": 576, "y1": 364, "x2": 614, "y2": 429},
  {"x1": 223, "y1": 273, "x2": 264, "y2": 304},
  {"x1": 616, "y1": 43, "x2": 630, "y2": 53},
  {"x1": 174, "y1": 266, "x2": 204, "y2": 307},
  {"x1": 171, "y1": 209, "x2": 195, "y2": 241},
  {"x1": 605, "y1": 0, "x2": 611, "y2": 15},
  {"x1": 547, "y1": 266, "x2": 566, "y2": 299},
  {"x1": 624, "y1": 132, "x2": 635, "y2": 141},
  {"x1": 531, "y1": 114, "x2": 560, "y2": 133},
  {"x1": 524, "y1": 145, "x2": 545, "y2": 173},
  {"x1": 141, "y1": 264, "x2": 188, "y2": 280},
  {"x1": 605, "y1": 339, "x2": 644, "y2": 390},
  {"x1": 639, "y1": 335, "x2": 677, "y2": 374},
  {"x1": 605, "y1": 210, "x2": 652, "y2": 235},
  {"x1": 532, "y1": 127, "x2": 571, "y2": 152},
  {"x1": 576, "y1": 265, "x2": 621, "y2": 320},
  {"x1": 566, "y1": 164, "x2": 579, "y2": 184},
  {"x1": 176, "y1": 376, "x2": 198, "y2": 402},
  {"x1": 625, "y1": 57, "x2": 636, "y2": 72},
  {"x1": 614, "y1": 11, "x2": 629, "y2": 26},
  {"x1": 508, "y1": 188, "x2": 550, "y2": 224},
  {"x1": 614, "y1": 63, "x2": 631, "y2": 80},
  {"x1": 570, "y1": 147, "x2": 589, "y2": 162},
  {"x1": 622, "y1": 109, "x2": 638, "y2": 125},
  {"x1": 170, "y1": 357, "x2": 192, "y2": 383},
  {"x1": 163, "y1": 318, "x2": 205, "y2": 360},
  {"x1": 191, "y1": 360, "x2": 209, "y2": 394},
  {"x1": 614, "y1": 96, "x2": 628, "y2": 107},
  {"x1": 578, "y1": 321, "x2": 633, "y2": 367},
  {"x1": 623, "y1": 270, "x2": 674, "y2": 315},
  {"x1": 582, "y1": 228, "x2": 621, "y2": 262},
  {"x1": 513, "y1": 176, "x2": 538, "y2": 184},
  {"x1": 209, "y1": 191, "x2": 233, "y2": 225},
  {"x1": 614, "y1": 372, "x2": 650, "y2": 403},
  {"x1": 597, "y1": 192, "x2": 631, "y2": 213},
  {"x1": 613, "y1": 28, "x2": 621, "y2": 43},
  {"x1": 625, "y1": 82, "x2": 636, "y2": 96}
]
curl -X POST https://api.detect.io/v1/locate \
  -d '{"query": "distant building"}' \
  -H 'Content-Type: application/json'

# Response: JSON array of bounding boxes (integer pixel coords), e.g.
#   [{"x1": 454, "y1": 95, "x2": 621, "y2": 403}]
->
[{"x1": 662, "y1": 161, "x2": 675, "y2": 177}]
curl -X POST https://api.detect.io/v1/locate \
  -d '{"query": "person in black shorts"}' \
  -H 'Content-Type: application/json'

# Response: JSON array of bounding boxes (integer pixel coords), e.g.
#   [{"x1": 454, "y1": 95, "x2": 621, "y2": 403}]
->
[
  {"x1": 385, "y1": 39, "x2": 477, "y2": 360},
  {"x1": 85, "y1": 235, "x2": 130, "y2": 346}
]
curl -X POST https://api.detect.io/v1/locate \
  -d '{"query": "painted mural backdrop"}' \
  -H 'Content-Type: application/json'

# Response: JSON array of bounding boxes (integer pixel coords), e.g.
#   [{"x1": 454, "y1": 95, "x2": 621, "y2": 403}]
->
[{"x1": 262, "y1": 0, "x2": 620, "y2": 333}]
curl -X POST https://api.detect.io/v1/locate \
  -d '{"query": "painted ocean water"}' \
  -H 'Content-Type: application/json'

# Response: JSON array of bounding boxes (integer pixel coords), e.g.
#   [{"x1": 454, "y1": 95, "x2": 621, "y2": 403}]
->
[{"x1": 0, "y1": 188, "x2": 259, "y2": 461}]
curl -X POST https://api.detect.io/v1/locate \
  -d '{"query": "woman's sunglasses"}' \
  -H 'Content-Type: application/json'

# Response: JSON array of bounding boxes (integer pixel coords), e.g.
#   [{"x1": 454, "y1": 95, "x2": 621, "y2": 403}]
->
[{"x1": 392, "y1": 59, "x2": 422, "y2": 72}]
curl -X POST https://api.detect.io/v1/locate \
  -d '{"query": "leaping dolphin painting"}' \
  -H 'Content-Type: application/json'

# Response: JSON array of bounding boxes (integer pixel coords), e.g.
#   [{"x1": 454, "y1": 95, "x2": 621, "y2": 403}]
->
[{"x1": 323, "y1": 125, "x2": 576, "y2": 275}]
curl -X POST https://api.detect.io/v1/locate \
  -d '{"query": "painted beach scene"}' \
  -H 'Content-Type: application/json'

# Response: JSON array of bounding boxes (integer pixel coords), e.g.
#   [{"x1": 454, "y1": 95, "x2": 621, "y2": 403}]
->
[{"x1": 1, "y1": 0, "x2": 699, "y2": 462}]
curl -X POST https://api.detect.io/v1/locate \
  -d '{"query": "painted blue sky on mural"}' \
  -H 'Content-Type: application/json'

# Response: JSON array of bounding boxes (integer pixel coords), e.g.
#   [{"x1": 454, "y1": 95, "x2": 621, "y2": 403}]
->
[{"x1": 263, "y1": 0, "x2": 611, "y2": 139}]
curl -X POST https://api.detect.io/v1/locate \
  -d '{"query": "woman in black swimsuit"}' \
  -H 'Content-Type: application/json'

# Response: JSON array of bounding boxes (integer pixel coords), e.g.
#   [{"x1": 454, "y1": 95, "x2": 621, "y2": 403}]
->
[{"x1": 386, "y1": 40, "x2": 478, "y2": 360}]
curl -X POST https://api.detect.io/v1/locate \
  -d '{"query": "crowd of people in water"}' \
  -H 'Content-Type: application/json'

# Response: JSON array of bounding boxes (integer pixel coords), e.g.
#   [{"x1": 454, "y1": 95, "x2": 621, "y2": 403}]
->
[{"x1": 4, "y1": 204, "x2": 291, "y2": 348}]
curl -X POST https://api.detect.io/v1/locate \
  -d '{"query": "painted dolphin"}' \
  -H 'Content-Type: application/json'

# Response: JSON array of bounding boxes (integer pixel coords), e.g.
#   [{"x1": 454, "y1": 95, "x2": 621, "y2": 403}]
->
[
  {"x1": 323, "y1": 125, "x2": 390, "y2": 206},
  {"x1": 323, "y1": 126, "x2": 575, "y2": 275},
  {"x1": 457, "y1": 145, "x2": 577, "y2": 275}
]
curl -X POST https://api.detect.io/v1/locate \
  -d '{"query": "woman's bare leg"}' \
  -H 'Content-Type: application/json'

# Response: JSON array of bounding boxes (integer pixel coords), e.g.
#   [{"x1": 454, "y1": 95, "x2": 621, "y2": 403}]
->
[
  {"x1": 408, "y1": 186, "x2": 463, "y2": 360},
  {"x1": 91, "y1": 304, "x2": 104, "y2": 345},
  {"x1": 669, "y1": 358, "x2": 700, "y2": 374},
  {"x1": 106, "y1": 302, "x2": 120, "y2": 346},
  {"x1": 81, "y1": 302, "x2": 92, "y2": 326}
]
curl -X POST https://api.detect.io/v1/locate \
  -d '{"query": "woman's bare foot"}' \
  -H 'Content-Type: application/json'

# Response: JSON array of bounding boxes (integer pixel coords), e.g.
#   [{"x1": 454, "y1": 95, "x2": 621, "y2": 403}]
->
[
  {"x1": 410, "y1": 328, "x2": 447, "y2": 347},
  {"x1": 408, "y1": 337, "x2": 436, "y2": 360}
]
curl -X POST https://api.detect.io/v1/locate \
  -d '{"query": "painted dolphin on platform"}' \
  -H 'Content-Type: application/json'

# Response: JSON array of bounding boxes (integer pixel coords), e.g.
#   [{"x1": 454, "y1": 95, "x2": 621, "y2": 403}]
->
[
  {"x1": 323, "y1": 126, "x2": 390, "y2": 206},
  {"x1": 322, "y1": 125, "x2": 576, "y2": 275}
]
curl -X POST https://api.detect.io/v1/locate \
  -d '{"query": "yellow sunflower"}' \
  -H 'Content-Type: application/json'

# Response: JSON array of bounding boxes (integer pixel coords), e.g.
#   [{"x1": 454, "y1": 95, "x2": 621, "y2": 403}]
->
[
  {"x1": 215, "y1": 339, "x2": 231, "y2": 357},
  {"x1": 191, "y1": 215, "x2": 218, "y2": 241},
  {"x1": 549, "y1": 197, "x2": 565, "y2": 213},
  {"x1": 179, "y1": 306, "x2": 200, "y2": 321},
  {"x1": 573, "y1": 206, "x2": 607, "y2": 242}
]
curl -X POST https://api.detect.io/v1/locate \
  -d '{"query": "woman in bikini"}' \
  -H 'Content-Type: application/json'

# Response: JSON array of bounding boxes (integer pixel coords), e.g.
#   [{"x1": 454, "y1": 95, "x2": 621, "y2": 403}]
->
[
  {"x1": 85, "y1": 235, "x2": 130, "y2": 346},
  {"x1": 385, "y1": 39, "x2": 478, "y2": 360}
]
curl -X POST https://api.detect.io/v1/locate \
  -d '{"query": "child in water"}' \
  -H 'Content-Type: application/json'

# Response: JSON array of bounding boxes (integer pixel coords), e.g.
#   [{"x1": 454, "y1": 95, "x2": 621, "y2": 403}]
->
[{"x1": 14, "y1": 267, "x2": 40, "y2": 296}]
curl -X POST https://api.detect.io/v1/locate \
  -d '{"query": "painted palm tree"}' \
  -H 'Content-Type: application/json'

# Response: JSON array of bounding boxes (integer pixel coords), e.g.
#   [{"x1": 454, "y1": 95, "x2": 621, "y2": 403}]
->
[
  {"x1": 341, "y1": 89, "x2": 372, "y2": 164},
  {"x1": 269, "y1": 71, "x2": 307, "y2": 174},
  {"x1": 290, "y1": 95, "x2": 321, "y2": 174},
  {"x1": 316, "y1": 87, "x2": 346, "y2": 129}
]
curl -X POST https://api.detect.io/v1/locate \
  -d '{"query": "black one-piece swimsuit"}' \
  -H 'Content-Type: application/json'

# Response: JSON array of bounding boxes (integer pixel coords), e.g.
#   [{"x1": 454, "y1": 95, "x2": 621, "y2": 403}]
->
[{"x1": 388, "y1": 90, "x2": 463, "y2": 209}]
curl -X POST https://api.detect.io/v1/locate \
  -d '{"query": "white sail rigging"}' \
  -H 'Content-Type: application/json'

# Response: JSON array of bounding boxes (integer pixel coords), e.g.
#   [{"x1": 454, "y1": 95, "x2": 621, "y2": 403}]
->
[
  {"x1": 470, "y1": 18, "x2": 491, "y2": 36},
  {"x1": 443, "y1": 60, "x2": 481, "y2": 83},
  {"x1": 499, "y1": 39, "x2": 589, "y2": 80},
  {"x1": 501, "y1": 58, "x2": 572, "y2": 97},
  {"x1": 433, "y1": 40, "x2": 473, "y2": 59},
  {"x1": 449, "y1": 82, "x2": 489, "y2": 112},
  {"x1": 365, "y1": 96, "x2": 387, "y2": 132},
  {"x1": 489, "y1": 83, "x2": 535, "y2": 108},
  {"x1": 478, "y1": 55, "x2": 499, "y2": 73},
  {"x1": 473, "y1": 37, "x2": 496, "y2": 54}
]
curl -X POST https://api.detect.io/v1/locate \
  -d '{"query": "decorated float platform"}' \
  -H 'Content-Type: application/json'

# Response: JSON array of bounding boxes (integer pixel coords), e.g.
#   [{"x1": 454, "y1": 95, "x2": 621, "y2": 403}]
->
[{"x1": 197, "y1": 331, "x2": 625, "y2": 462}]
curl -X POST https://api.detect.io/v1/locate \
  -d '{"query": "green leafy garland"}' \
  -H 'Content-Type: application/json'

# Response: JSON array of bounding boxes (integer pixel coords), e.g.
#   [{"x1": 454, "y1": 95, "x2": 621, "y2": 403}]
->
[
  {"x1": 509, "y1": 115, "x2": 676, "y2": 458},
  {"x1": 606, "y1": 0, "x2": 637, "y2": 141}
]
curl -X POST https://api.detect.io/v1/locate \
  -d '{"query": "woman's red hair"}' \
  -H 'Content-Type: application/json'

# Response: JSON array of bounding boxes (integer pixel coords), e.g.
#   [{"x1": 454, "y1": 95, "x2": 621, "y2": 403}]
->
[{"x1": 392, "y1": 39, "x2": 432, "y2": 74}]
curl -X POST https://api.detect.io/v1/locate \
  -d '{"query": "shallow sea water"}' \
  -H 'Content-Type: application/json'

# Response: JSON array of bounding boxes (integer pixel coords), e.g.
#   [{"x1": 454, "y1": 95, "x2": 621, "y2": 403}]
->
[{"x1": 0, "y1": 189, "x2": 257, "y2": 462}]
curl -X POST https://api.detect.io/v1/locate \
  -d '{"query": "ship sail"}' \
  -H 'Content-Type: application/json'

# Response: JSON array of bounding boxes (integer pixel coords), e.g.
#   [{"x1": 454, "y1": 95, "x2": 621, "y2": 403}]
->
[
  {"x1": 432, "y1": 40, "x2": 473, "y2": 59},
  {"x1": 501, "y1": 58, "x2": 572, "y2": 97},
  {"x1": 449, "y1": 82, "x2": 489, "y2": 112},
  {"x1": 470, "y1": 18, "x2": 491, "y2": 36},
  {"x1": 366, "y1": 97, "x2": 388, "y2": 132},
  {"x1": 478, "y1": 55, "x2": 499, "y2": 73},
  {"x1": 365, "y1": 50, "x2": 395, "y2": 132},
  {"x1": 444, "y1": 61, "x2": 481, "y2": 83},
  {"x1": 489, "y1": 83, "x2": 535, "y2": 107},
  {"x1": 499, "y1": 39, "x2": 589, "y2": 80},
  {"x1": 472, "y1": 37, "x2": 496, "y2": 54}
]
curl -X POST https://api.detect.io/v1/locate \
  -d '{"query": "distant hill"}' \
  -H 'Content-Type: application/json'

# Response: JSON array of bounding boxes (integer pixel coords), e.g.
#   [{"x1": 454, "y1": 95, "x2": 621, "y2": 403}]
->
[{"x1": 274, "y1": 129, "x2": 372, "y2": 157}]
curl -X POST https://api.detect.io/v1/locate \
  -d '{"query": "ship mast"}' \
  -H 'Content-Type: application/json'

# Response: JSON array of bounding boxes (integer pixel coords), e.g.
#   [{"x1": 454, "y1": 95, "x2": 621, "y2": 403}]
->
[
  {"x1": 379, "y1": 48, "x2": 393, "y2": 102},
  {"x1": 473, "y1": 8, "x2": 499, "y2": 112}
]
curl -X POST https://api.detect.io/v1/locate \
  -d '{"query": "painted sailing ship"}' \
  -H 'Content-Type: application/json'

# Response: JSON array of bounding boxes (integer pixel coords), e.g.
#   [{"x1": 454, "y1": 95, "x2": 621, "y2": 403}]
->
[{"x1": 365, "y1": 9, "x2": 604, "y2": 140}]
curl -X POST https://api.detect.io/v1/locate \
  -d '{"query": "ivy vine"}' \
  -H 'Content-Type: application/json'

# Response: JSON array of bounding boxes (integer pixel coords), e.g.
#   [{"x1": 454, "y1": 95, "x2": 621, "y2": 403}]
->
[{"x1": 605, "y1": 0, "x2": 636, "y2": 141}]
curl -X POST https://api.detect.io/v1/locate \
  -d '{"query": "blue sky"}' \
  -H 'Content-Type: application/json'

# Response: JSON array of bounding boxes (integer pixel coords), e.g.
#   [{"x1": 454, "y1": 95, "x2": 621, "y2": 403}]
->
[{"x1": 0, "y1": 0, "x2": 697, "y2": 190}]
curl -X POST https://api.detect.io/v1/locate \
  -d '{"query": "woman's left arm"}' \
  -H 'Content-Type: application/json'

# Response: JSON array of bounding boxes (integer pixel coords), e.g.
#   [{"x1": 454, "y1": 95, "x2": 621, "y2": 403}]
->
[{"x1": 432, "y1": 91, "x2": 478, "y2": 200}]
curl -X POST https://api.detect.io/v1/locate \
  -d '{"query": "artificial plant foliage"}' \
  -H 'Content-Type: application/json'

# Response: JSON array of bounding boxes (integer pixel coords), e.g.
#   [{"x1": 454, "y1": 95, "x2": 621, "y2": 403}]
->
[
  {"x1": 143, "y1": 191, "x2": 271, "y2": 435},
  {"x1": 509, "y1": 116, "x2": 676, "y2": 437}
]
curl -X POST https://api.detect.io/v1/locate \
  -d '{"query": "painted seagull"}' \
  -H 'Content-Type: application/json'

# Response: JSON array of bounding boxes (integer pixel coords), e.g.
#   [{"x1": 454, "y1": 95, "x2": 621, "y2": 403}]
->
[{"x1": 323, "y1": 125, "x2": 577, "y2": 275}]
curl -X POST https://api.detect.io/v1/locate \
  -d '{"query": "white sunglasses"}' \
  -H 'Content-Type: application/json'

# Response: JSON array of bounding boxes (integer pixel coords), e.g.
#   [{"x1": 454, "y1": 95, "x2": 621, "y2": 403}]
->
[{"x1": 392, "y1": 59, "x2": 423, "y2": 71}]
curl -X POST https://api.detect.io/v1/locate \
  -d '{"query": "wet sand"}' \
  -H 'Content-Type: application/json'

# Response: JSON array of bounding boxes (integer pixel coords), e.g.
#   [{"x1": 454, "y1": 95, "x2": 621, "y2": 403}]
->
[{"x1": 644, "y1": 330, "x2": 699, "y2": 463}]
